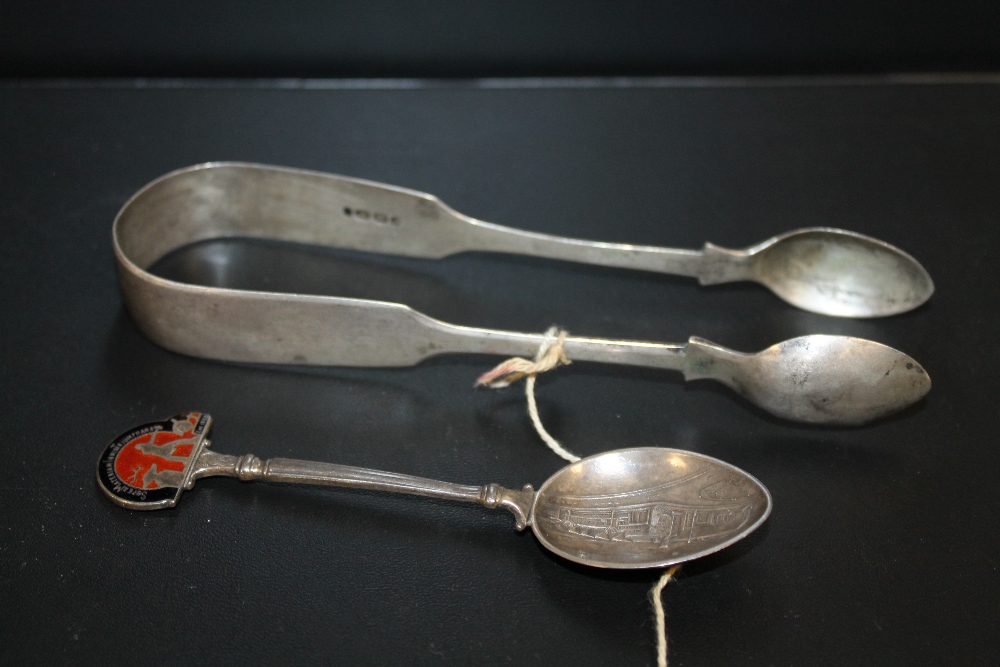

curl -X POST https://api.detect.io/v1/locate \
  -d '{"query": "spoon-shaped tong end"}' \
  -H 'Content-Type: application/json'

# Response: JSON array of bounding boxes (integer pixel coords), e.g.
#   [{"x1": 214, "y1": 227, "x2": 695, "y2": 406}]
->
[
  {"x1": 684, "y1": 335, "x2": 931, "y2": 425},
  {"x1": 702, "y1": 228, "x2": 934, "y2": 317}
]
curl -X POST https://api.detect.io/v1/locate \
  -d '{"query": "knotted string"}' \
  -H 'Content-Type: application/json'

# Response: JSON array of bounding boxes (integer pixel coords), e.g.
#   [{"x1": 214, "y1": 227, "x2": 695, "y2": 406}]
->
[
  {"x1": 475, "y1": 327, "x2": 579, "y2": 463},
  {"x1": 476, "y1": 326, "x2": 679, "y2": 665}
]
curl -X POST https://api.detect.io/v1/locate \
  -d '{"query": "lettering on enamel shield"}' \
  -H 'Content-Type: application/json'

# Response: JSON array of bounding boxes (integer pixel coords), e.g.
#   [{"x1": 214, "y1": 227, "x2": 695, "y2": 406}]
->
[{"x1": 98, "y1": 412, "x2": 210, "y2": 507}]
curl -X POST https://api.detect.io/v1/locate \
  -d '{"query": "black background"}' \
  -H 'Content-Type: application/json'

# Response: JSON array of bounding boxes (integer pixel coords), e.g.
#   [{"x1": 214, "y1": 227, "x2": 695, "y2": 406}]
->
[
  {"x1": 3, "y1": 1, "x2": 1000, "y2": 78},
  {"x1": 1, "y1": 4, "x2": 999, "y2": 667}
]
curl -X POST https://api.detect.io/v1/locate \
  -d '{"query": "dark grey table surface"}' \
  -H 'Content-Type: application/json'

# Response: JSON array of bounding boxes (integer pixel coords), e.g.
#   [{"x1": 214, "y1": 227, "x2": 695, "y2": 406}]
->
[{"x1": 1, "y1": 77, "x2": 998, "y2": 666}]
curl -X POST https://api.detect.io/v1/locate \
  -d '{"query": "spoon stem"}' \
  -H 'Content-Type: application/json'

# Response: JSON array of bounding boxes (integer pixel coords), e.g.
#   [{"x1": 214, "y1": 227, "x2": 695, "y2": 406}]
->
[
  {"x1": 191, "y1": 447, "x2": 536, "y2": 529},
  {"x1": 429, "y1": 322, "x2": 690, "y2": 372},
  {"x1": 456, "y1": 218, "x2": 710, "y2": 277},
  {"x1": 453, "y1": 218, "x2": 764, "y2": 287}
]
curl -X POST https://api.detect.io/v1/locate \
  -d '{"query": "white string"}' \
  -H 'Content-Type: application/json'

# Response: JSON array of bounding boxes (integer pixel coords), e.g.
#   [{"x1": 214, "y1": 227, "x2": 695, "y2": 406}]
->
[
  {"x1": 475, "y1": 327, "x2": 579, "y2": 463},
  {"x1": 477, "y1": 326, "x2": 676, "y2": 665},
  {"x1": 523, "y1": 373, "x2": 580, "y2": 463},
  {"x1": 651, "y1": 565, "x2": 681, "y2": 667}
]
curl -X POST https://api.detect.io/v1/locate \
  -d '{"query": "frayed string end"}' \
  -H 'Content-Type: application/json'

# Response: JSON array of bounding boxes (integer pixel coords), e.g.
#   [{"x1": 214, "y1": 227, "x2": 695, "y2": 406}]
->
[
  {"x1": 475, "y1": 327, "x2": 578, "y2": 463},
  {"x1": 475, "y1": 327, "x2": 570, "y2": 388}
]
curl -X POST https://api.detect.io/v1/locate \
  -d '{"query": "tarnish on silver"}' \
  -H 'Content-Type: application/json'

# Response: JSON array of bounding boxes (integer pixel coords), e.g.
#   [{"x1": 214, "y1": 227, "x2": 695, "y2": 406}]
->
[
  {"x1": 480, "y1": 483, "x2": 536, "y2": 531},
  {"x1": 532, "y1": 447, "x2": 772, "y2": 568},
  {"x1": 235, "y1": 453, "x2": 265, "y2": 480},
  {"x1": 98, "y1": 417, "x2": 772, "y2": 570},
  {"x1": 698, "y1": 228, "x2": 934, "y2": 317},
  {"x1": 115, "y1": 162, "x2": 932, "y2": 318},
  {"x1": 189, "y1": 450, "x2": 536, "y2": 529},
  {"x1": 111, "y1": 163, "x2": 931, "y2": 425}
]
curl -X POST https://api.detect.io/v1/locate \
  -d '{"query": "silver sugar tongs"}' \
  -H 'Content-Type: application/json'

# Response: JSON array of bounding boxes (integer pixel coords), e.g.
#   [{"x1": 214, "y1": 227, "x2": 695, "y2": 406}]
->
[{"x1": 113, "y1": 163, "x2": 931, "y2": 426}]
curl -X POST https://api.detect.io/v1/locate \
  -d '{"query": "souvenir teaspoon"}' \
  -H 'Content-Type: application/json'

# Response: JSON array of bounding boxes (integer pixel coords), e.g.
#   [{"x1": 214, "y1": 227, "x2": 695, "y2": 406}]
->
[{"x1": 98, "y1": 413, "x2": 772, "y2": 569}]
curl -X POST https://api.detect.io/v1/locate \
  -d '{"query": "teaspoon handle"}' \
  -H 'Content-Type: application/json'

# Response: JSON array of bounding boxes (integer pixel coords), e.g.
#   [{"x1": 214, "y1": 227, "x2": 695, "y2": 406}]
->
[{"x1": 191, "y1": 449, "x2": 536, "y2": 530}]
